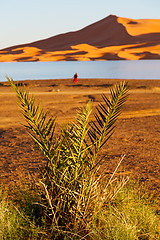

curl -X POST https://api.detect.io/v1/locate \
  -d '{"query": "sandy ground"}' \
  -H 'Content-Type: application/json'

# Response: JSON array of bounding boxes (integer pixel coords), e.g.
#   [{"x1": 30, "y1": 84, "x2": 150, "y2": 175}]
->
[{"x1": 0, "y1": 78, "x2": 160, "y2": 194}]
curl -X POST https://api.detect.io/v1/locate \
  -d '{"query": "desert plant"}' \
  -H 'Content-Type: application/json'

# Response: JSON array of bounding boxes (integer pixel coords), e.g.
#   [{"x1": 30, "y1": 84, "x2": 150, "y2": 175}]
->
[
  {"x1": 0, "y1": 187, "x2": 47, "y2": 240},
  {"x1": 90, "y1": 180, "x2": 160, "y2": 240},
  {"x1": 7, "y1": 77, "x2": 129, "y2": 238}
]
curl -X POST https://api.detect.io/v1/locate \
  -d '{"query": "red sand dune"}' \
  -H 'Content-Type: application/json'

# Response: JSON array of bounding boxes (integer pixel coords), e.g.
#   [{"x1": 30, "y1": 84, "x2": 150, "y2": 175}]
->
[{"x1": 0, "y1": 15, "x2": 160, "y2": 62}]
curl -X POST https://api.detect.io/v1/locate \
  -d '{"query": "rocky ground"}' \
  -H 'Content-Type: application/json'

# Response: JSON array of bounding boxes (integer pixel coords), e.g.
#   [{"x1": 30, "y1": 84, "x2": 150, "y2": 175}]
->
[{"x1": 0, "y1": 78, "x2": 160, "y2": 195}]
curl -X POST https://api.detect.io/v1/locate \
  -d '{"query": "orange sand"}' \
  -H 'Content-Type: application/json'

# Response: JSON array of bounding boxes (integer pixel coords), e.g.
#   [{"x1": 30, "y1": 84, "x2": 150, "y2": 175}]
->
[
  {"x1": 118, "y1": 17, "x2": 160, "y2": 36},
  {"x1": 0, "y1": 15, "x2": 160, "y2": 62},
  {"x1": 1, "y1": 42, "x2": 160, "y2": 62}
]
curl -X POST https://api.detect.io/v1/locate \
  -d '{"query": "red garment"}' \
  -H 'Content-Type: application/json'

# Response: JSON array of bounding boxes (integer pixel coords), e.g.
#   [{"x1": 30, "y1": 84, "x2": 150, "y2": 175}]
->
[
  {"x1": 74, "y1": 73, "x2": 78, "y2": 82},
  {"x1": 74, "y1": 77, "x2": 78, "y2": 82}
]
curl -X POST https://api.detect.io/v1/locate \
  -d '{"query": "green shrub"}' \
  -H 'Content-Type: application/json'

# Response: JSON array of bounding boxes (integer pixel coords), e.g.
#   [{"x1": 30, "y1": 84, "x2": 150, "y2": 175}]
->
[
  {"x1": 7, "y1": 77, "x2": 129, "y2": 238},
  {"x1": 0, "y1": 188, "x2": 46, "y2": 240},
  {"x1": 90, "y1": 181, "x2": 160, "y2": 240}
]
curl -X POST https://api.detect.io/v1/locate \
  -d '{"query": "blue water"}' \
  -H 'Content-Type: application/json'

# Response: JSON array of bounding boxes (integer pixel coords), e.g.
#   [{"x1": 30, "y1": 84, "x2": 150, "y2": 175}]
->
[{"x1": 0, "y1": 60, "x2": 160, "y2": 82}]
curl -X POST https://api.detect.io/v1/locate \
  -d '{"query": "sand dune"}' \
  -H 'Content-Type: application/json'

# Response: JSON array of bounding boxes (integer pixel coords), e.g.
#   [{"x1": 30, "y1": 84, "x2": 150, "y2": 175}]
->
[
  {"x1": 118, "y1": 17, "x2": 160, "y2": 36},
  {"x1": 0, "y1": 15, "x2": 160, "y2": 61}
]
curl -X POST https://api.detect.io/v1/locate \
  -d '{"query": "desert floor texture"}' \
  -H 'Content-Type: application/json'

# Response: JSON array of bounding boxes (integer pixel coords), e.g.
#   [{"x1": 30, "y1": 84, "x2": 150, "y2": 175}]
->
[{"x1": 0, "y1": 78, "x2": 160, "y2": 194}]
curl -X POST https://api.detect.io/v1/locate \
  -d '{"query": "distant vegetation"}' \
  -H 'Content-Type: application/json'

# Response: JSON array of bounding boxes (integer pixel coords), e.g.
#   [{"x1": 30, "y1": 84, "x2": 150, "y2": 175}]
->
[{"x1": 1, "y1": 77, "x2": 160, "y2": 240}]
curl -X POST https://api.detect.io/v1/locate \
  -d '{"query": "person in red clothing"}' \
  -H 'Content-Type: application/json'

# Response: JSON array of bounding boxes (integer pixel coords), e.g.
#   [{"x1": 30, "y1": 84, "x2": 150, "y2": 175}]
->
[{"x1": 73, "y1": 73, "x2": 78, "y2": 83}]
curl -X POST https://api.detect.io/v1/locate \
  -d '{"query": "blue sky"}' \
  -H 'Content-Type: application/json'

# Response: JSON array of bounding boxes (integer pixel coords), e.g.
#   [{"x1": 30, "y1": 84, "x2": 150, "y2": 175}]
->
[{"x1": 0, "y1": 0, "x2": 159, "y2": 49}]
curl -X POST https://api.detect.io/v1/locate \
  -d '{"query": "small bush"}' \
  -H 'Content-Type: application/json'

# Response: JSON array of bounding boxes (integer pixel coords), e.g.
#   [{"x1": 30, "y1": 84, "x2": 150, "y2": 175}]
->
[
  {"x1": 90, "y1": 180, "x2": 160, "y2": 239},
  {"x1": 7, "y1": 77, "x2": 129, "y2": 237},
  {"x1": 0, "y1": 187, "x2": 47, "y2": 240}
]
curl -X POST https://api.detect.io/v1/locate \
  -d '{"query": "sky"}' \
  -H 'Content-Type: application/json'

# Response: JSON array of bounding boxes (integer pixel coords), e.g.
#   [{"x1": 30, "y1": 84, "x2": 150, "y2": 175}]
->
[{"x1": 0, "y1": 0, "x2": 159, "y2": 50}]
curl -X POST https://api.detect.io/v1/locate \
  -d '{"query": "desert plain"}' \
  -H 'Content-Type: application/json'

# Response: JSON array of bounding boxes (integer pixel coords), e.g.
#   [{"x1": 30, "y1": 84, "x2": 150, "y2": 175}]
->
[{"x1": 0, "y1": 78, "x2": 160, "y2": 195}]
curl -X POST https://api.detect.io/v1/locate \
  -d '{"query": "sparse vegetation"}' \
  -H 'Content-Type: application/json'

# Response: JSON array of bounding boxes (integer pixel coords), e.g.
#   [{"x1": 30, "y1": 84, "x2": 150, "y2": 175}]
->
[{"x1": 0, "y1": 77, "x2": 159, "y2": 239}]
